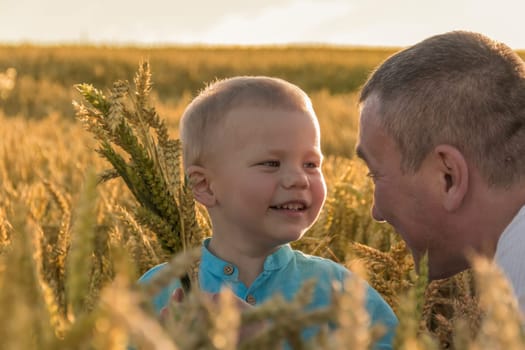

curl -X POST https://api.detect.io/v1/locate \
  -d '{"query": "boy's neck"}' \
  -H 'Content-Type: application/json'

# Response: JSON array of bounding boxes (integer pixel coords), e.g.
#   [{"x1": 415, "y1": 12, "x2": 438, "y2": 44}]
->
[{"x1": 207, "y1": 236, "x2": 280, "y2": 288}]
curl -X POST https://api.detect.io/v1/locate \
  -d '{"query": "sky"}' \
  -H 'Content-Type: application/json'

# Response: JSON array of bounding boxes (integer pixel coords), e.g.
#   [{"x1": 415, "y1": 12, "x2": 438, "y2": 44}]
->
[{"x1": 1, "y1": 0, "x2": 525, "y2": 49}]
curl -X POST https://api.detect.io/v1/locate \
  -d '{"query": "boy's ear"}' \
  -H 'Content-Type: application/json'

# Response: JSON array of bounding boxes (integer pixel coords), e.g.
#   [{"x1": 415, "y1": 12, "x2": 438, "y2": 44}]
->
[
  {"x1": 434, "y1": 144, "x2": 469, "y2": 212},
  {"x1": 186, "y1": 165, "x2": 216, "y2": 207}
]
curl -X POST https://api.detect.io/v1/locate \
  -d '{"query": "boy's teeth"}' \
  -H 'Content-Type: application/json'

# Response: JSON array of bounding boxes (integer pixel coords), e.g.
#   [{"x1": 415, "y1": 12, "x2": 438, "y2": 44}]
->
[{"x1": 276, "y1": 203, "x2": 304, "y2": 210}]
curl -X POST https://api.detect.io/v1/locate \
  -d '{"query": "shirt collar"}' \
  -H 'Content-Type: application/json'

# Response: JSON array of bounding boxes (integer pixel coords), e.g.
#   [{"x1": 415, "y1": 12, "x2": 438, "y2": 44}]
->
[{"x1": 201, "y1": 237, "x2": 294, "y2": 278}]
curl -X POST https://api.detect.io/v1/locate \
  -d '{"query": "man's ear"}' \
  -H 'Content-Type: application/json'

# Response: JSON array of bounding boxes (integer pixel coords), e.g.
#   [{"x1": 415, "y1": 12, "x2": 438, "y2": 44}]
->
[
  {"x1": 186, "y1": 165, "x2": 216, "y2": 207},
  {"x1": 434, "y1": 145, "x2": 469, "y2": 212}
]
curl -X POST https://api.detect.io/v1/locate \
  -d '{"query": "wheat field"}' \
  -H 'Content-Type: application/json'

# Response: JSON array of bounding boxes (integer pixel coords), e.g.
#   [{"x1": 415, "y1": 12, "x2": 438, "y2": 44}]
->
[{"x1": 0, "y1": 45, "x2": 524, "y2": 349}]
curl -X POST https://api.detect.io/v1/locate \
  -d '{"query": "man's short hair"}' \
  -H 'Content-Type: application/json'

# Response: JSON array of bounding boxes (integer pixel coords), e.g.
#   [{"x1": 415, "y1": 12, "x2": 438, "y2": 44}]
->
[{"x1": 360, "y1": 30, "x2": 525, "y2": 187}]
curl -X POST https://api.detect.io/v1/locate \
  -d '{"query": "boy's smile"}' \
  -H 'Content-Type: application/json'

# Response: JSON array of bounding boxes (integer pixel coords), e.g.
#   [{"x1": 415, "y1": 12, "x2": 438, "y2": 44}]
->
[
  {"x1": 269, "y1": 199, "x2": 309, "y2": 218},
  {"x1": 270, "y1": 200, "x2": 308, "y2": 211}
]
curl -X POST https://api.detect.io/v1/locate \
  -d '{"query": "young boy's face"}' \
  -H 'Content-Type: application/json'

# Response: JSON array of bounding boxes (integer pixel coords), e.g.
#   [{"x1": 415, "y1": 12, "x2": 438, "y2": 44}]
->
[{"x1": 207, "y1": 105, "x2": 326, "y2": 250}]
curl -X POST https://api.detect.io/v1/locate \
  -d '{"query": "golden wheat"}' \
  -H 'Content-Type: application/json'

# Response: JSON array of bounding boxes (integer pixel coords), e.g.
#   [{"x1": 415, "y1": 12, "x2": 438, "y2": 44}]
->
[{"x1": 0, "y1": 51, "x2": 524, "y2": 349}]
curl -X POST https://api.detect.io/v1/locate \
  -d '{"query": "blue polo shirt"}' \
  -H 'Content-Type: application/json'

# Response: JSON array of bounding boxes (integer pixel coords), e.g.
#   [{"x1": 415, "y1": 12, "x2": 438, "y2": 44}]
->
[{"x1": 139, "y1": 238, "x2": 398, "y2": 349}]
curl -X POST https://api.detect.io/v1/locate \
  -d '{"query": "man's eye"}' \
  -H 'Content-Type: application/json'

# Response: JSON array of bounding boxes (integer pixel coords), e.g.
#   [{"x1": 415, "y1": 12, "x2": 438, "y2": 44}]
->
[
  {"x1": 260, "y1": 160, "x2": 280, "y2": 167},
  {"x1": 366, "y1": 172, "x2": 377, "y2": 179}
]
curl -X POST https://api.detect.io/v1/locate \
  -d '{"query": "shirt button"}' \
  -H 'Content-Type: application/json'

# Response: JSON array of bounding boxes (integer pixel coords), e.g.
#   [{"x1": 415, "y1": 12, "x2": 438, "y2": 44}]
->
[
  {"x1": 223, "y1": 264, "x2": 234, "y2": 275},
  {"x1": 246, "y1": 294, "x2": 256, "y2": 305}
]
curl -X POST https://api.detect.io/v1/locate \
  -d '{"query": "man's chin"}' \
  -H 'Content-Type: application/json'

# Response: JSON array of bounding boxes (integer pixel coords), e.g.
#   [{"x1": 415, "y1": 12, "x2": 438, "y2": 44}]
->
[{"x1": 426, "y1": 260, "x2": 469, "y2": 281}]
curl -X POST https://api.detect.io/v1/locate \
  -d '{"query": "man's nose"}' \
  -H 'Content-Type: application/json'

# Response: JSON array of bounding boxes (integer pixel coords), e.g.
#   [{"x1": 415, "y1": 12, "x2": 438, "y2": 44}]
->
[{"x1": 371, "y1": 203, "x2": 386, "y2": 222}]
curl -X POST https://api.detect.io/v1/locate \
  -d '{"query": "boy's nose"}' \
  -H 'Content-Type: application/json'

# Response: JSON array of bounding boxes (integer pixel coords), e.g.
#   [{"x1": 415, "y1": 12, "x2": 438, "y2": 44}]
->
[{"x1": 281, "y1": 169, "x2": 309, "y2": 189}]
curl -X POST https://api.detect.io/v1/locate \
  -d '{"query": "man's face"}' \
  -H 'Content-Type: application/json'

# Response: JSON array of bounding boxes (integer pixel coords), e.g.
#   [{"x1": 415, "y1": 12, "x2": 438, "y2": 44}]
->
[{"x1": 356, "y1": 96, "x2": 459, "y2": 279}]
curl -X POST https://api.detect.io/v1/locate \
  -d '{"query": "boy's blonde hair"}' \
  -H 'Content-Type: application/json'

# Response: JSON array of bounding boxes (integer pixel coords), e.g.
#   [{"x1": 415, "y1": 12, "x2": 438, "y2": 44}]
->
[{"x1": 180, "y1": 76, "x2": 315, "y2": 169}]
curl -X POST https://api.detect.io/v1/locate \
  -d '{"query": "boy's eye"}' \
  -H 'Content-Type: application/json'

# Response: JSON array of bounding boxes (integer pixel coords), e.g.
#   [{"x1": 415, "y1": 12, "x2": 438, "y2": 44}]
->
[
  {"x1": 260, "y1": 160, "x2": 280, "y2": 167},
  {"x1": 304, "y1": 162, "x2": 319, "y2": 169},
  {"x1": 366, "y1": 171, "x2": 377, "y2": 180}
]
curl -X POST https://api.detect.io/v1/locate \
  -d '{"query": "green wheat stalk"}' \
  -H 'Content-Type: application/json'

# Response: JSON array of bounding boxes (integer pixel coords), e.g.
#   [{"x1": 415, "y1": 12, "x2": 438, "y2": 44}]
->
[{"x1": 74, "y1": 61, "x2": 204, "y2": 291}]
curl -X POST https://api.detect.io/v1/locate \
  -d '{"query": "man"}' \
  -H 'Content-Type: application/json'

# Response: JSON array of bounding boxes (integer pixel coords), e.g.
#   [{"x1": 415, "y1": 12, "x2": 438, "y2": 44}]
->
[{"x1": 356, "y1": 30, "x2": 525, "y2": 315}]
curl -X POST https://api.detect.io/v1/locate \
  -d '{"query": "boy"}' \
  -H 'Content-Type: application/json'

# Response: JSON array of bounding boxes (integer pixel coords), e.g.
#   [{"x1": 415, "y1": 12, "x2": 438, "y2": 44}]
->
[{"x1": 139, "y1": 76, "x2": 398, "y2": 348}]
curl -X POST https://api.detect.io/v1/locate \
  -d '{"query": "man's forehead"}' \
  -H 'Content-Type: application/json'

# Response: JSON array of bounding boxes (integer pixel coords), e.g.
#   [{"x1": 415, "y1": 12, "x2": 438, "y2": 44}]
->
[
  {"x1": 356, "y1": 98, "x2": 380, "y2": 157},
  {"x1": 355, "y1": 97, "x2": 393, "y2": 169},
  {"x1": 360, "y1": 93, "x2": 382, "y2": 118}
]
